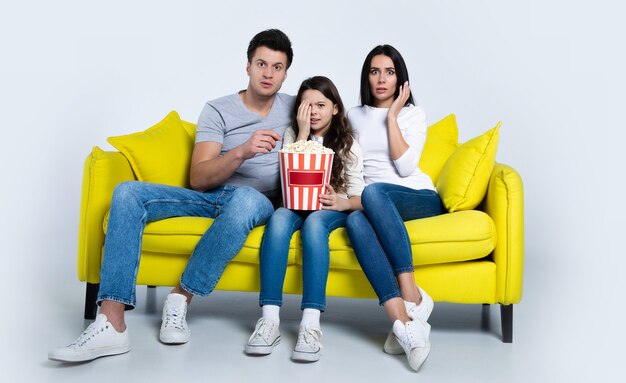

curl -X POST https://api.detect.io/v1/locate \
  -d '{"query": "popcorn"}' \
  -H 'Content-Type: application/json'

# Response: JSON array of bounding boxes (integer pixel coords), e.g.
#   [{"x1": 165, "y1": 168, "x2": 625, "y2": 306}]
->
[{"x1": 281, "y1": 140, "x2": 334, "y2": 154}]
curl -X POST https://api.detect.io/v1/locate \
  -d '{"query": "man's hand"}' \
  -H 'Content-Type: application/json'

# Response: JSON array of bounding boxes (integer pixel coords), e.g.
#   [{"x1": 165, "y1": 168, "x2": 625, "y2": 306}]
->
[{"x1": 240, "y1": 129, "x2": 282, "y2": 159}]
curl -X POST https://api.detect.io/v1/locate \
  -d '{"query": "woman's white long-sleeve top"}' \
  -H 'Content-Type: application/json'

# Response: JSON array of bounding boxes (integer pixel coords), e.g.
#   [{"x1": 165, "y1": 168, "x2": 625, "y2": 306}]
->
[{"x1": 347, "y1": 104, "x2": 436, "y2": 192}]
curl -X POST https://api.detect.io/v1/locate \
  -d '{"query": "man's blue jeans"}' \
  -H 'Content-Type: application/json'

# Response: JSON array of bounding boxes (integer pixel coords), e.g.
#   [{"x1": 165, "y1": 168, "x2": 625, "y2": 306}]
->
[
  {"x1": 346, "y1": 183, "x2": 444, "y2": 305},
  {"x1": 97, "y1": 181, "x2": 275, "y2": 308},
  {"x1": 259, "y1": 208, "x2": 348, "y2": 311}
]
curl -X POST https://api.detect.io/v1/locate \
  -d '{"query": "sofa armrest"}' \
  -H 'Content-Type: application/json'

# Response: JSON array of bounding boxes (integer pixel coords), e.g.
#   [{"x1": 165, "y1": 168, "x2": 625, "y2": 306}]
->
[
  {"x1": 482, "y1": 163, "x2": 524, "y2": 304},
  {"x1": 77, "y1": 147, "x2": 136, "y2": 283}
]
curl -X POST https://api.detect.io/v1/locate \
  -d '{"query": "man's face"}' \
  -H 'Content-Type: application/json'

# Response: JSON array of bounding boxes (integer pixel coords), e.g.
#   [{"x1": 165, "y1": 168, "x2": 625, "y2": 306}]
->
[{"x1": 246, "y1": 46, "x2": 289, "y2": 98}]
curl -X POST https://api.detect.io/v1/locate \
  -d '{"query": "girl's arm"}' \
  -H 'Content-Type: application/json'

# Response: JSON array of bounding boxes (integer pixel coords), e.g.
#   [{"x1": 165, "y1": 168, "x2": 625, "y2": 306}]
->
[
  {"x1": 319, "y1": 139, "x2": 365, "y2": 212},
  {"x1": 283, "y1": 126, "x2": 296, "y2": 147}
]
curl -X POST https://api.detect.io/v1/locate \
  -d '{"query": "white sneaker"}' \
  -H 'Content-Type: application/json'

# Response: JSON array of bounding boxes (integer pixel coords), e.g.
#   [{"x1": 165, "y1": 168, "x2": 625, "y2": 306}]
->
[
  {"x1": 407, "y1": 286, "x2": 434, "y2": 322},
  {"x1": 245, "y1": 318, "x2": 281, "y2": 355},
  {"x1": 48, "y1": 314, "x2": 130, "y2": 362},
  {"x1": 392, "y1": 319, "x2": 431, "y2": 372},
  {"x1": 384, "y1": 286, "x2": 434, "y2": 355},
  {"x1": 159, "y1": 293, "x2": 190, "y2": 344},
  {"x1": 292, "y1": 325, "x2": 323, "y2": 362}
]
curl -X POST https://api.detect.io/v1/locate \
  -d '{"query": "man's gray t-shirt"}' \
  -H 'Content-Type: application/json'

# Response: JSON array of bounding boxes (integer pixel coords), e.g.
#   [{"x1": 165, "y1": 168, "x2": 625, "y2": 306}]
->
[{"x1": 195, "y1": 92, "x2": 295, "y2": 198}]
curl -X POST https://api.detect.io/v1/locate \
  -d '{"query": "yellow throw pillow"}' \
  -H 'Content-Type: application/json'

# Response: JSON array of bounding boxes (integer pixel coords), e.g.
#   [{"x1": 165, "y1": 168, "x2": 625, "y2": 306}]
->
[
  {"x1": 436, "y1": 122, "x2": 500, "y2": 212},
  {"x1": 181, "y1": 120, "x2": 197, "y2": 140},
  {"x1": 107, "y1": 111, "x2": 193, "y2": 188},
  {"x1": 419, "y1": 114, "x2": 459, "y2": 183}
]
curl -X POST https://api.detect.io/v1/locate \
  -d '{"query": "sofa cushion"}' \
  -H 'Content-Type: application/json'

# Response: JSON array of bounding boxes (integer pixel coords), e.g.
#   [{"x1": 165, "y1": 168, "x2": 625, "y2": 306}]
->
[
  {"x1": 419, "y1": 114, "x2": 459, "y2": 183},
  {"x1": 326, "y1": 210, "x2": 496, "y2": 270},
  {"x1": 103, "y1": 214, "x2": 298, "y2": 265},
  {"x1": 107, "y1": 111, "x2": 193, "y2": 188},
  {"x1": 436, "y1": 123, "x2": 500, "y2": 212},
  {"x1": 181, "y1": 120, "x2": 197, "y2": 140},
  {"x1": 105, "y1": 209, "x2": 495, "y2": 271}
]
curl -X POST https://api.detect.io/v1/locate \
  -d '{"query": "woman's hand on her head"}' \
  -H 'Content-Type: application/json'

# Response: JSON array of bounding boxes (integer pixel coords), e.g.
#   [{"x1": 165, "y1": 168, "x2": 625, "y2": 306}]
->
[
  {"x1": 387, "y1": 81, "x2": 411, "y2": 120},
  {"x1": 296, "y1": 99, "x2": 312, "y2": 140},
  {"x1": 319, "y1": 183, "x2": 350, "y2": 211}
]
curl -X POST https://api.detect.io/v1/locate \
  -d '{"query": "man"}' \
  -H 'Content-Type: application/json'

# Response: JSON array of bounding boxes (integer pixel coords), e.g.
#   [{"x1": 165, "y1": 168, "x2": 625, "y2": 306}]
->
[{"x1": 49, "y1": 29, "x2": 295, "y2": 362}]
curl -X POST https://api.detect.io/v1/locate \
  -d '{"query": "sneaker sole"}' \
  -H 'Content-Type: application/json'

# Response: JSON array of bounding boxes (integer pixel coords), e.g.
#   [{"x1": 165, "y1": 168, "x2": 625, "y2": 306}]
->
[
  {"x1": 383, "y1": 332, "x2": 404, "y2": 355},
  {"x1": 245, "y1": 336, "x2": 281, "y2": 355},
  {"x1": 48, "y1": 344, "x2": 130, "y2": 362},
  {"x1": 292, "y1": 350, "x2": 320, "y2": 362},
  {"x1": 159, "y1": 332, "x2": 190, "y2": 345}
]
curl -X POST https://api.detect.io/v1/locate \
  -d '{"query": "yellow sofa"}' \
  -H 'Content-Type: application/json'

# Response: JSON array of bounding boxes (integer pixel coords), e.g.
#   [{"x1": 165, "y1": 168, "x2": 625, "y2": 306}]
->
[{"x1": 77, "y1": 113, "x2": 524, "y2": 342}]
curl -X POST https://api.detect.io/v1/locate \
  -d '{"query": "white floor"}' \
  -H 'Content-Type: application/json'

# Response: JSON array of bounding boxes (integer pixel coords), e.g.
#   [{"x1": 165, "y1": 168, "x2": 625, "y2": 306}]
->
[{"x1": 8, "y1": 265, "x2": 620, "y2": 383}]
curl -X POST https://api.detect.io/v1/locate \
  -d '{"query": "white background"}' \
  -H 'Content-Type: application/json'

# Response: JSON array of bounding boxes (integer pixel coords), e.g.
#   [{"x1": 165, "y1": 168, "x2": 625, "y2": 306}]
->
[{"x1": 1, "y1": 0, "x2": 624, "y2": 380}]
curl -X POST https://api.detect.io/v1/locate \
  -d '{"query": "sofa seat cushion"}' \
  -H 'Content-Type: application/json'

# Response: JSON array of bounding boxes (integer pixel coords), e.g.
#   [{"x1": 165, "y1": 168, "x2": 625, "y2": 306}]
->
[
  {"x1": 104, "y1": 210, "x2": 495, "y2": 269},
  {"x1": 103, "y1": 214, "x2": 297, "y2": 265},
  {"x1": 325, "y1": 210, "x2": 496, "y2": 270}
]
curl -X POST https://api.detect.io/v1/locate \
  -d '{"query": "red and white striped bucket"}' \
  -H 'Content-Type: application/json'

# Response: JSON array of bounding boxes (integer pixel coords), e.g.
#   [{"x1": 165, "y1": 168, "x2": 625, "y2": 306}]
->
[{"x1": 279, "y1": 152, "x2": 334, "y2": 210}]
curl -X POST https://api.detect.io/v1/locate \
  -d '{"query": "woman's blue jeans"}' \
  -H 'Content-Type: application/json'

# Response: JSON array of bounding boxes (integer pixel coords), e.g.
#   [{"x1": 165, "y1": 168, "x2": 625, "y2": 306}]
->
[
  {"x1": 97, "y1": 181, "x2": 275, "y2": 308},
  {"x1": 346, "y1": 182, "x2": 444, "y2": 305},
  {"x1": 259, "y1": 207, "x2": 348, "y2": 311}
]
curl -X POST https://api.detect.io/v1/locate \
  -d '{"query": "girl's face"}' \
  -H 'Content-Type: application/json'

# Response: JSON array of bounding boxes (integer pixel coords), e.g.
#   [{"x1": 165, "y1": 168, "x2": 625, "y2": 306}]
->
[
  {"x1": 301, "y1": 89, "x2": 338, "y2": 137},
  {"x1": 368, "y1": 54, "x2": 397, "y2": 108}
]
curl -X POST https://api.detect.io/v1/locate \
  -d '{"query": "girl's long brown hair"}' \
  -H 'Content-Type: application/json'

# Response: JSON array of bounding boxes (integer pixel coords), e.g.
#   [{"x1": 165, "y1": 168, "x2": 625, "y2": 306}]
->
[{"x1": 291, "y1": 76, "x2": 354, "y2": 194}]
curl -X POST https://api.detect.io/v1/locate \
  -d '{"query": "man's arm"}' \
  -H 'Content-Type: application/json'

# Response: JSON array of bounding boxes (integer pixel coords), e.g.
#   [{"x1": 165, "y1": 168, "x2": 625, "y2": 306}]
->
[{"x1": 189, "y1": 129, "x2": 282, "y2": 191}]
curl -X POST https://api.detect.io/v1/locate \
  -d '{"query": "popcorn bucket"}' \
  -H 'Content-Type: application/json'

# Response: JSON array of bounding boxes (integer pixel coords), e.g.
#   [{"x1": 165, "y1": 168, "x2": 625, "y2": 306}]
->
[{"x1": 279, "y1": 152, "x2": 334, "y2": 210}]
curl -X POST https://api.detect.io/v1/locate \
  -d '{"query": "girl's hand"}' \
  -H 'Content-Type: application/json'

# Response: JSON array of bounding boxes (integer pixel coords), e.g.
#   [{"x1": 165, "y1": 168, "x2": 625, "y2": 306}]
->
[
  {"x1": 388, "y1": 81, "x2": 411, "y2": 120},
  {"x1": 319, "y1": 183, "x2": 349, "y2": 211},
  {"x1": 296, "y1": 99, "x2": 312, "y2": 139}
]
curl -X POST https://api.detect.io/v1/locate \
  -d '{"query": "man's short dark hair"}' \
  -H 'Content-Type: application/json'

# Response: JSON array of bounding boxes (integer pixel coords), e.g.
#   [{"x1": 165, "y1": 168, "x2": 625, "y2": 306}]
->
[{"x1": 247, "y1": 29, "x2": 293, "y2": 69}]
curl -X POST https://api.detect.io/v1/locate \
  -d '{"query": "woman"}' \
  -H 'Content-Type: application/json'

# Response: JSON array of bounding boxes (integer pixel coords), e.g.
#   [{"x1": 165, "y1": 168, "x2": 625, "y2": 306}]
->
[
  {"x1": 246, "y1": 76, "x2": 364, "y2": 362},
  {"x1": 346, "y1": 45, "x2": 445, "y2": 372}
]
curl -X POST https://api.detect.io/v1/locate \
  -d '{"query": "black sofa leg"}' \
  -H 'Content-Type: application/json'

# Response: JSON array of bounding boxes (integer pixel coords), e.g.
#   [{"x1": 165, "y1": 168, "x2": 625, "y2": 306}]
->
[
  {"x1": 500, "y1": 304, "x2": 513, "y2": 343},
  {"x1": 84, "y1": 283, "x2": 99, "y2": 320}
]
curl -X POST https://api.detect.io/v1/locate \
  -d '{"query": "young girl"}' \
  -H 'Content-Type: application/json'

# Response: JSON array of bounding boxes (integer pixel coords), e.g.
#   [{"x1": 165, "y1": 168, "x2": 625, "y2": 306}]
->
[
  {"x1": 346, "y1": 45, "x2": 445, "y2": 372},
  {"x1": 245, "y1": 76, "x2": 363, "y2": 362}
]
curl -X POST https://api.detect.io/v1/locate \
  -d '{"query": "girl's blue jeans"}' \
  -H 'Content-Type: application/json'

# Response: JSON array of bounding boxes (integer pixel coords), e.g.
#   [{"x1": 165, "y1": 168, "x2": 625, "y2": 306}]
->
[
  {"x1": 259, "y1": 207, "x2": 348, "y2": 311},
  {"x1": 97, "y1": 181, "x2": 275, "y2": 308},
  {"x1": 346, "y1": 182, "x2": 445, "y2": 305}
]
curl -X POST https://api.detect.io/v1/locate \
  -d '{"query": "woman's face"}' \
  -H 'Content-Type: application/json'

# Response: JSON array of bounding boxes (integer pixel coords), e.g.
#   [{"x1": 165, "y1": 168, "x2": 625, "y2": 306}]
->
[
  {"x1": 301, "y1": 89, "x2": 338, "y2": 137},
  {"x1": 368, "y1": 54, "x2": 397, "y2": 108}
]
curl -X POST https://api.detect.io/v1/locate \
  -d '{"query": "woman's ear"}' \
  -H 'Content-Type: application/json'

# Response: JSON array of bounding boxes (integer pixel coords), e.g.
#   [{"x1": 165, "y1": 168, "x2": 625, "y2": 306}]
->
[{"x1": 333, "y1": 104, "x2": 338, "y2": 115}]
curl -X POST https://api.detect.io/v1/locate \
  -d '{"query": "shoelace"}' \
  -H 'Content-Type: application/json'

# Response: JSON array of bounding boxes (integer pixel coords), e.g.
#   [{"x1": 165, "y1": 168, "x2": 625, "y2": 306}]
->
[
  {"x1": 164, "y1": 304, "x2": 186, "y2": 330},
  {"x1": 71, "y1": 322, "x2": 109, "y2": 347},
  {"x1": 404, "y1": 321, "x2": 428, "y2": 348},
  {"x1": 252, "y1": 319, "x2": 274, "y2": 340},
  {"x1": 299, "y1": 326, "x2": 322, "y2": 348}
]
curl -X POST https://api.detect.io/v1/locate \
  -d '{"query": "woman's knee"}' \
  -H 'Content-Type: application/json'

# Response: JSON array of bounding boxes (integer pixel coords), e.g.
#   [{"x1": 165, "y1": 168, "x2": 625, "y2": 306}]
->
[{"x1": 361, "y1": 183, "x2": 388, "y2": 209}]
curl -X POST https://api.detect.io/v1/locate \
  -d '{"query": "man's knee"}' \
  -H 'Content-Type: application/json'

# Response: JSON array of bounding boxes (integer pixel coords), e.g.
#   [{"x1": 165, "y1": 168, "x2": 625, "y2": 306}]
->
[
  {"x1": 227, "y1": 186, "x2": 274, "y2": 225},
  {"x1": 112, "y1": 181, "x2": 143, "y2": 203}
]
